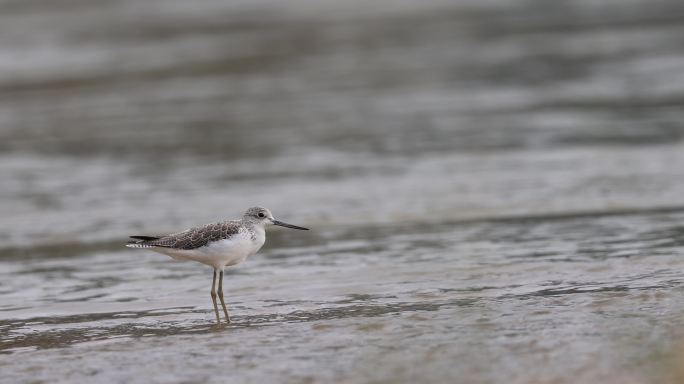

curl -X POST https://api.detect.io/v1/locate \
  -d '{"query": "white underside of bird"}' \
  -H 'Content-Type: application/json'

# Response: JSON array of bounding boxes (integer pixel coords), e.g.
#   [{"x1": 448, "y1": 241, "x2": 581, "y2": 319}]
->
[{"x1": 148, "y1": 226, "x2": 265, "y2": 270}]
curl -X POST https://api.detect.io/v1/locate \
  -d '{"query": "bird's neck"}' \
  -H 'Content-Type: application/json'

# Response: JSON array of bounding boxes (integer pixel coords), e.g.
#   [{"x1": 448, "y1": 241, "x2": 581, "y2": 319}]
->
[
  {"x1": 240, "y1": 220, "x2": 266, "y2": 244},
  {"x1": 241, "y1": 219, "x2": 264, "y2": 232}
]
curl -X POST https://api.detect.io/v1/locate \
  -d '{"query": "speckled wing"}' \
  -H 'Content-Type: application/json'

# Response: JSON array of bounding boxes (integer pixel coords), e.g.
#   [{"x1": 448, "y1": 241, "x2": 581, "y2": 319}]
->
[{"x1": 130, "y1": 221, "x2": 242, "y2": 250}]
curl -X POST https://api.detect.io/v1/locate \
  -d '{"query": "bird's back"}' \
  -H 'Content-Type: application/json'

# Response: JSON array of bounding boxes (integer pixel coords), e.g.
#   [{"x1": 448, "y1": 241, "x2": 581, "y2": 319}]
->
[{"x1": 127, "y1": 220, "x2": 243, "y2": 250}]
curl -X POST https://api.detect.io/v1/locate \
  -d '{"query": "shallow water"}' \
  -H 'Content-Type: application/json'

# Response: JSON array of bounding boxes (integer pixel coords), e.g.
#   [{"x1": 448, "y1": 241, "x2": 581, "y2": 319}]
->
[
  {"x1": 2, "y1": 0, "x2": 684, "y2": 383},
  {"x1": 3, "y1": 213, "x2": 684, "y2": 383}
]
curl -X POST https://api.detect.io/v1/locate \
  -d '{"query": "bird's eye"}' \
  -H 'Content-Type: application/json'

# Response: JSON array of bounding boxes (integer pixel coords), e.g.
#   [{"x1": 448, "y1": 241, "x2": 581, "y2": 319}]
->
[{"x1": 258, "y1": 212, "x2": 265, "y2": 218}]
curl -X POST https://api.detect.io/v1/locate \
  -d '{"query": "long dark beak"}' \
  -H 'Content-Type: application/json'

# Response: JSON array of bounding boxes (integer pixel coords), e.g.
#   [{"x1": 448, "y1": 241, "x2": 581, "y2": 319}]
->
[{"x1": 272, "y1": 220, "x2": 309, "y2": 230}]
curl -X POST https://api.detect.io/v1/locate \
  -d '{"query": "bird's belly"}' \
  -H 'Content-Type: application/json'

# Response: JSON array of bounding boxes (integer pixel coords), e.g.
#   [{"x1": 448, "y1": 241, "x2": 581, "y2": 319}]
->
[
  {"x1": 155, "y1": 237, "x2": 262, "y2": 269},
  {"x1": 204, "y1": 238, "x2": 260, "y2": 266}
]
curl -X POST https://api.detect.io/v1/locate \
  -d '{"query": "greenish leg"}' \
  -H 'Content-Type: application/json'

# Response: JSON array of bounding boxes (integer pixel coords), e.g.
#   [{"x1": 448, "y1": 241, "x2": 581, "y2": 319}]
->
[
  {"x1": 217, "y1": 270, "x2": 231, "y2": 324},
  {"x1": 210, "y1": 269, "x2": 220, "y2": 324}
]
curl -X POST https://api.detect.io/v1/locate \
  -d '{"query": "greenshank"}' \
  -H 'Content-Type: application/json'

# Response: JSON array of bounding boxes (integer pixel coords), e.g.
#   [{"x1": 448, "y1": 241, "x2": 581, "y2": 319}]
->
[{"x1": 126, "y1": 206, "x2": 309, "y2": 324}]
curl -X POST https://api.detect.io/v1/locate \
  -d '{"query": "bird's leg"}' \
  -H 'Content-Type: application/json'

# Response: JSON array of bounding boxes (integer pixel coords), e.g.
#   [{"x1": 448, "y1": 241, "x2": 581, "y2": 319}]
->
[
  {"x1": 217, "y1": 270, "x2": 231, "y2": 323},
  {"x1": 210, "y1": 269, "x2": 220, "y2": 324}
]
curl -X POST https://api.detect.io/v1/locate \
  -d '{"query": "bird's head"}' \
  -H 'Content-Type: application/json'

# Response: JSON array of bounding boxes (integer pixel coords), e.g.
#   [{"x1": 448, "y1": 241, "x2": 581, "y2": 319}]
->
[{"x1": 243, "y1": 206, "x2": 309, "y2": 230}]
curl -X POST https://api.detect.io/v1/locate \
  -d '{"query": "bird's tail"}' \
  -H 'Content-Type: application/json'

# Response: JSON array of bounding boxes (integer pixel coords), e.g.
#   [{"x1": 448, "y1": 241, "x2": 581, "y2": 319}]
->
[
  {"x1": 126, "y1": 235, "x2": 160, "y2": 248},
  {"x1": 125, "y1": 243, "x2": 155, "y2": 248}
]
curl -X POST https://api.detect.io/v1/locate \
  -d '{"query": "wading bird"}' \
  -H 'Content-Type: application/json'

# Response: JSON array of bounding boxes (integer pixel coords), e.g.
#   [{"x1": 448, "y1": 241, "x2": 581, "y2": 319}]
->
[{"x1": 126, "y1": 207, "x2": 309, "y2": 324}]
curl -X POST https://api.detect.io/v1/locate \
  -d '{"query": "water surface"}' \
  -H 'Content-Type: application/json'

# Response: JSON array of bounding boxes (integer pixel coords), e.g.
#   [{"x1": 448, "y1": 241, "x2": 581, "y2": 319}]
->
[{"x1": 2, "y1": 0, "x2": 684, "y2": 383}]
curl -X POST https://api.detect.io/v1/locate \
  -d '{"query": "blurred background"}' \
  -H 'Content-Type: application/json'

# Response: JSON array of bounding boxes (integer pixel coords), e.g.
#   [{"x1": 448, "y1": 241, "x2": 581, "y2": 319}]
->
[{"x1": 2, "y1": 0, "x2": 684, "y2": 383}]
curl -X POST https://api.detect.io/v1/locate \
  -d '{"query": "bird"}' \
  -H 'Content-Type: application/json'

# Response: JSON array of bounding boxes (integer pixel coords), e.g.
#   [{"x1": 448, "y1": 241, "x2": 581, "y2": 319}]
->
[{"x1": 126, "y1": 206, "x2": 309, "y2": 324}]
